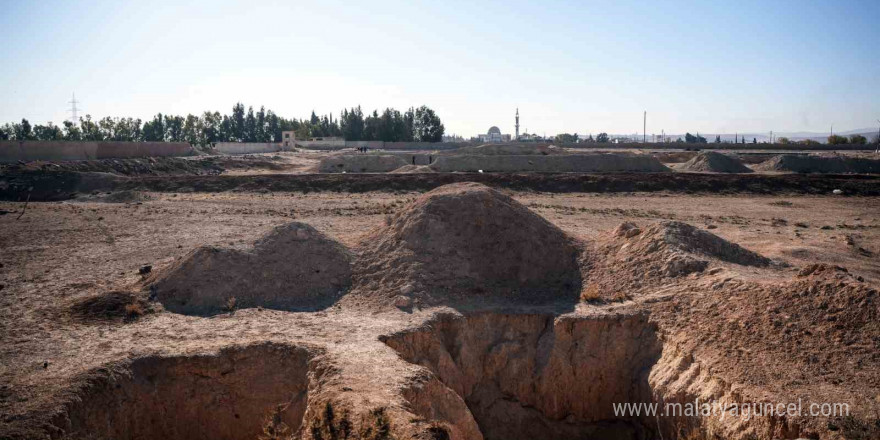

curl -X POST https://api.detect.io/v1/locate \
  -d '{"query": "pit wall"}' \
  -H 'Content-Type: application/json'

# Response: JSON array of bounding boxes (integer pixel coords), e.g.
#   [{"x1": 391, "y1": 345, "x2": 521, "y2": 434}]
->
[
  {"x1": 298, "y1": 141, "x2": 467, "y2": 151},
  {"x1": 212, "y1": 142, "x2": 286, "y2": 155},
  {"x1": 429, "y1": 153, "x2": 670, "y2": 172},
  {"x1": 383, "y1": 312, "x2": 664, "y2": 440},
  {"x1": 52, "y1": 344, "x2": 317, "y2": 440},
  {"x1": 0, "y1": 141, "x2": 194, "y2": 163}
]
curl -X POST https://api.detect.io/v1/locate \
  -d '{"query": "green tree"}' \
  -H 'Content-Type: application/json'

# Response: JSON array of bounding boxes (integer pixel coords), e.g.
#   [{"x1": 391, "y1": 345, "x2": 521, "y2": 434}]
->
[
  {"x1": 849, "y1": 134, "x2": 867, "y2": 145},
  {"x1": 777, "y1": 137, "x2": 790, "y2": 144},
  {"x1": 143, "y1": 114, "x2": 165, "y2": 141},
  {"x1": 33, "y1": 122, "x2": 64, "y2": 140},
  {"x1": 413, "y1": 105, "x2": 444, "y2": 142},
  {"x1": 827, "y1": 134, "x2": 848, "y2": 145},
  {"x1": 164, "y1": 115, "x2": 184, "y2": 142},
  {"x1": 80, "y1": 115, "x2": 102, "y2": 141},
  {"x1": 14, "y1": 119, "x2": 33, "y2": 140},
  {"x1": 232, "y1": 103, "x2": 246, "y2": 141},
  {"x1": 596, "y1": 132, "x2": 609, "y2": 143}
]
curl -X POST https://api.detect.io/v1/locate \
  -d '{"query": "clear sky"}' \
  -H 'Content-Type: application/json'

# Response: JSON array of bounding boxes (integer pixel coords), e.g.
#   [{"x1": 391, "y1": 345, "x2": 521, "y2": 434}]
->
[{"x1": 1, "y1": 0, "x2": 878, "y2": 137}]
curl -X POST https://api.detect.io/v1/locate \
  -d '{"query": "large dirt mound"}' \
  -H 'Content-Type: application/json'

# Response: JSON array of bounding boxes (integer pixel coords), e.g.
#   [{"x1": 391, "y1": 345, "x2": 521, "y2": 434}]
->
[
  {"x1": 150, "y1": 222, "x2": 352, "y2": 315},
  {"x1": 582, "y1": 221, "x2": 771, "y2": 300},
  {"x1": 680, "y1": 151, "x2": 752, "y2": 173},
  {"x1": 353, "y1": 183, "x2": 581, "y2": 307},
  {"x1": 754, "y1": 154, "x2": 880, "y2": 174},
  {"x1": 429, "y1": 153, "x2": 670, "y2": 173},
  {"x1": 318, "y1": 154, "x2": 407, "y2": 173},
  {"x1": 445, "y1": 143, "x2": 565, "y2": 156}
]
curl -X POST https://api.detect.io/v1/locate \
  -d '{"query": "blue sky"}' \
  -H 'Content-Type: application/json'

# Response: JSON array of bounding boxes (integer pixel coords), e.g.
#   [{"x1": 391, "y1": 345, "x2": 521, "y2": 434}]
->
[{"x1": 1, "y1": 0, "x2": 878, "y2": 137}]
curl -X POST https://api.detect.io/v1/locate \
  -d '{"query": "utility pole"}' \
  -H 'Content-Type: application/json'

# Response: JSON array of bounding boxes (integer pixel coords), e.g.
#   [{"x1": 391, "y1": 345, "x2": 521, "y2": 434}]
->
[
  {"x1": 876, "y1": 119, "x2": 879, "y2": 154},
  {"x1": 68, "y1": 93, "x2": 80, "y2": 124},
  {"x1": 643, "y1": 111, "x2": 646, "y2": 143}
]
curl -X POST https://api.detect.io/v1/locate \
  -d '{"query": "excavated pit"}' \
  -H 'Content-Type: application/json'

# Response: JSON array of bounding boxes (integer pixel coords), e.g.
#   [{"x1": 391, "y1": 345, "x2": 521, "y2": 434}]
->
[
  {"x1": 383, "y1": 312, "x2": 665, "y2": 440},
  {"x1": 53, "y1": 343, "x2": 317, "y2": 440}
]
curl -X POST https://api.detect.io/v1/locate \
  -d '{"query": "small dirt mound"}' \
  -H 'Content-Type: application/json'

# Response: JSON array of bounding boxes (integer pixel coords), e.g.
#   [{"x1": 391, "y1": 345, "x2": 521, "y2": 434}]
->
[
  {"x1": 680, "y1": 151, "x2": 752, "y2": 173},
  {"x1": 754, "y1": 154, "x2": 880, "y2": 174},
  {"x1": 318, "y1": 155, "x2": 407, "y2": 173},
  {"x1": 67, "y1": 291, "x2": 151, "y2": 322},
  {"x1": 150, "y1": 222, "x2": 352, "y2": 315},
  {"x1": 353, "y1": 183, "x2": 581, "y2": 307},
  {"x1": 583, "y1": 221, "x2": 771, "y2": 300}
]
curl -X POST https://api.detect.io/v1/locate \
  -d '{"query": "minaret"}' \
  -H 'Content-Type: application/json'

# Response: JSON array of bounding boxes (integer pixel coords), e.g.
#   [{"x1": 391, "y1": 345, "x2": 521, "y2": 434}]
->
[{"x1": 515, "y1": 108, "x2": 520, "y2": 140}]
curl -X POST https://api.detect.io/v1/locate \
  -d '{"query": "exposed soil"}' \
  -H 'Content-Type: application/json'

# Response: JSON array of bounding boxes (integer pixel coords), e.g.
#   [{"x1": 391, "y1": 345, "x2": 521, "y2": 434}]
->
[
  {"x1": 755, "y1": 154, "x2": 880, "y2": 174},
  {"x1": 680, "y1": 151, "x2": 753, "y2": 173},
  {"x1": 351, "y1": 183, "x2": 581, "y2": 309},
  {"x1": 149, "y1": 222, "x2": 352, "y2": 315},
  {"x1": 1, "y1": 180, "x2": 879, "y2": 440},
  {"x1": 4, "y1": 170, "x2": 880, "y2": 203}
]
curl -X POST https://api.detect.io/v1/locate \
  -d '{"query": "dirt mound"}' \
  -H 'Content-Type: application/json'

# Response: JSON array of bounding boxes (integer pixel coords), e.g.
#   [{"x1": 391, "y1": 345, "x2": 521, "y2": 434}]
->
[
  {"x1": 318, "y1": 155, "x2": 407, "y2": 173},
  {"x1": 353, "y1": 183, "x2": 581, "y2": 307},
  {"x1": 429, "y1": 153, "x2": 670, "y2": 173},
  {"x1": 446, "y1": 143, "x2": 565, "y2": 156},
  {"x1": 583, "y1": 221, "x2": 771, "y2": 300},
  {"x1": 389, "y1": 164, "x2": 435, "y2": 174},
  {"x1": 67, "y1": 291, "x2": 152, "y2": 322},
  {"x1": 150, "y1": 222, "x2": 352, "y2": 315},
  {"x1": 755, "y1": 154, "x2": 880, "y2": 174},
  {"x1": 680, "y1": 151, "x2": 752, "y2": 173}
]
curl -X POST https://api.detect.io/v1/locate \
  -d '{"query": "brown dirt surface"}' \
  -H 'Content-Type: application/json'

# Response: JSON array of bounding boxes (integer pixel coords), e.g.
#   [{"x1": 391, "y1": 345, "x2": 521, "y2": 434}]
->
[
  {"x1": 680, "y1": 151, "x2": 754, "y2": 173},
  {"x1": 318, "y1": 154, "x2": 408, "y2": 173},
  {"x1": 1, "y1": 182, "x2": 879, "y2": 440},
  {"x1": 755, "y1": 154, "x2": 880, "y2": 174},
  {"x1": 149, "y1": 222, "x2": 352, "y2": 315},
  {"x1": 350, "y1": 183, "x2": 581, "y2": 308},
  {"x1": 4, "y1": 168, "x2": 880, "y2": 203},
  {"x1": 389, "y1": 165, "x2": 435, "y2": 174}
]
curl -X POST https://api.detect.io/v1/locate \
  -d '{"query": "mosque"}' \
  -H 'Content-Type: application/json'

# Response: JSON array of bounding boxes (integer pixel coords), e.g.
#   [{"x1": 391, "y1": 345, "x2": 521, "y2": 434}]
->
[{"x1": 477, "y1": 109, "x2": 521, "y2": 143}]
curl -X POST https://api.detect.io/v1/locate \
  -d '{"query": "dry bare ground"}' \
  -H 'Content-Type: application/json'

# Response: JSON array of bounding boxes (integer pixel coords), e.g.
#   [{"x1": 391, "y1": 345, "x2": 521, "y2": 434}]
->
[{"x1": 0, "y1": 176, "x2": 879, "y2": 439}]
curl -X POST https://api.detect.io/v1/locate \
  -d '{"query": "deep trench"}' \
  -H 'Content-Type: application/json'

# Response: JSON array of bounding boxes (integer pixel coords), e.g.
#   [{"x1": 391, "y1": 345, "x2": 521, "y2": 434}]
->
[
  {"x1": 383, "y1": 312, "x2": 665, "y2": 440},
  {"x1": 55, "y1": 344, "x2": 314, "y2": 440}
]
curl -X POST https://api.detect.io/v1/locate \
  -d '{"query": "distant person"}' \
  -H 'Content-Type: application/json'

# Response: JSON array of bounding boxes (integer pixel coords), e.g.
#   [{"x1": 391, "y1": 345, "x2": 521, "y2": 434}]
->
[{"x1": 412, "y1": 156, "x2": 415, "y2": 165}]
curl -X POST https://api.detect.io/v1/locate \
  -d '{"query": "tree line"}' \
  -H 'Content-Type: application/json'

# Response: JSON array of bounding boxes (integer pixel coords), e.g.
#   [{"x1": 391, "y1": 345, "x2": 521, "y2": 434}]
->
[{"x1": 0, "y1": 103, "x2": 445, "y2": 145}]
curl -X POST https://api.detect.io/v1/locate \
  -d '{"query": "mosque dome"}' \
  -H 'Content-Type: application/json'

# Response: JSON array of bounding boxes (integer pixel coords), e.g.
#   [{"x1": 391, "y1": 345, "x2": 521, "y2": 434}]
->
[{"x1": 488, "y1": 126, "x2": 501, "y2": 135}]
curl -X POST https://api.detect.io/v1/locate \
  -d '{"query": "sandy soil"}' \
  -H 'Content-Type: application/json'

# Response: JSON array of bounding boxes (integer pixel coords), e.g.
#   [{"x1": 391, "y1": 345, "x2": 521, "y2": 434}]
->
[{"x1": 1, "y1": 186, "x2": 879, "y2": 439}]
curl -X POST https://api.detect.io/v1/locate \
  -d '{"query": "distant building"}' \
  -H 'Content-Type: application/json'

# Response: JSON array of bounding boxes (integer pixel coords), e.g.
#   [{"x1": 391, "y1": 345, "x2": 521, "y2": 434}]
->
[
  {"x1": 281, "y1": 131, "x2": 296, "y2": 149},
  {"x1": 478, "y1": 126, "x2": 511, "y2": 143}
]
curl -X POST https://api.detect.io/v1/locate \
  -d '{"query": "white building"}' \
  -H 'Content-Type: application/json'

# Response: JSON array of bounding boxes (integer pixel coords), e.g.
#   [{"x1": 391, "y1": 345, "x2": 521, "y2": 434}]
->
[{"x1": 478, "y1": 126, "x2": 511, "y2": 143}]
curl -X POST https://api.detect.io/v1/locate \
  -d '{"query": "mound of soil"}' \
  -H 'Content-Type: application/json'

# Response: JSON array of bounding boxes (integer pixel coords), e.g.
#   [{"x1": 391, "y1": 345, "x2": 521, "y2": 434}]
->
[
  {"x1": 755, "y1": 154, "x2": 880, "y2": 174},
  {"x1": 583, "y1": 221, "x2": 771, "y2": 300},
  {"x1": 445, "y1": 143, "x2": 565, "y2": 156},
  {"x1": 353, "y1": 183, "x2": 581, "y2": 307},
  {"x1": 67, "y1": 291, "x2": 151, "y2": 322},
  {"x1": 429, "y1": 153, "x2": 670, "y2": 173},
  {"x1": 150, "y1": 222, "x2": 352, "y2": 315},
  {"x1": 649, "y1": 264, "x2": 880, "y2": 438},
  {"x1": 680, "y1": 151, "x2": 753, "y2": 173},
  {"x1": 318, "y1": 155, "x2": 407, "y2": 173}
]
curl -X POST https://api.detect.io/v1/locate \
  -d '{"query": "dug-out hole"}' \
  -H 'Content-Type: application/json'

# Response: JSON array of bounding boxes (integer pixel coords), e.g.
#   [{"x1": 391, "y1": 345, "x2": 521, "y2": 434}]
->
[
  {"x1": 383, "y1": 312, "x2": 664, "y2": 440},
  {"x1": 54, "y1": 343, "x2": 315, "y2": 440}
]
